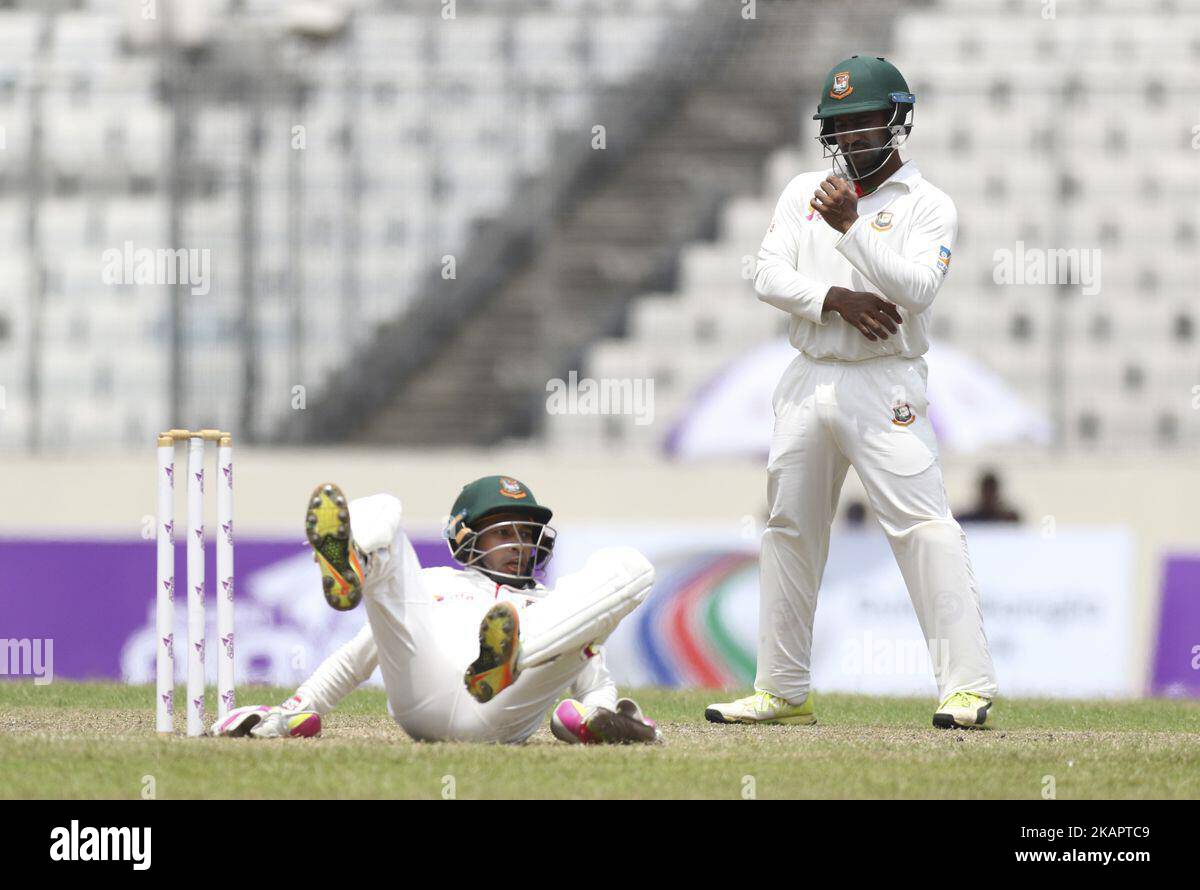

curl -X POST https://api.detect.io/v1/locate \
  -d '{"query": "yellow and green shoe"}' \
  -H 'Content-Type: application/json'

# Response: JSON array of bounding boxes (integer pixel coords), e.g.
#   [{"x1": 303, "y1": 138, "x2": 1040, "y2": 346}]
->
[
  {"x1": 464, "y1": 601, "x2": 521, "y2": 703},
  {"x1": 705, "y1": 690, "x2": 816, "y2": 725},
  {"x1": 933, "y1": 691, "x2": 992, "y2": 729},
  {"x1": 305, "y1": 482, "x2": 366, "y2": 611}
]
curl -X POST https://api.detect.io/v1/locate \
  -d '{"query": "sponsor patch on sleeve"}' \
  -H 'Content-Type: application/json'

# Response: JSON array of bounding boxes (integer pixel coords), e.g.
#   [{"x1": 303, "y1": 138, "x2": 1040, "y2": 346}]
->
[{"x1": 937, "y1": 245, "x2": 952, "y2": 275}]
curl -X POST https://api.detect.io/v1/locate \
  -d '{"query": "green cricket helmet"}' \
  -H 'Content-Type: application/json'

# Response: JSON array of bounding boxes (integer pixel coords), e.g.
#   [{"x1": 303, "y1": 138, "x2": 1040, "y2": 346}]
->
[
  {"x1": 443, "y1": 475, "x2": 556, "y2": 587},
  {"x1": 813, "y1": 55, "x2": 915, "y2": 181}
]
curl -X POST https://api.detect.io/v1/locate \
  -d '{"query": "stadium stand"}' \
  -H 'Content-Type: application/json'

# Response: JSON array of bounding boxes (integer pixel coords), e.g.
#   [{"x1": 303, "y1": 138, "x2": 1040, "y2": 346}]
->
[
  {"x1": 0, "y1": 0, "x2": 1196, "y2": 454},
  {"x1": 545, "y1": 0, "x2": 1200, "y2": 454},
  {"x1": 0, "y1": 0, "x2": 713, "y2": 451}
]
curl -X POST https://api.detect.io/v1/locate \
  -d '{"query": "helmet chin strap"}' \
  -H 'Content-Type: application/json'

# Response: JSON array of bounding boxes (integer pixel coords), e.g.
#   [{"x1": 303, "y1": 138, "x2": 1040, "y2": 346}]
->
[
  {"x1": 468, "y1": 533, "x2": 550, "y2": 587},
  {"x1": 839, "y1": 143, "x2": 899, "y2": 182},
  {"x1": 472, "y1": 553, "x2": 536, "y2": 587},
  {"x1": 479, "y1": 567, "x2": 535, "y2": 589}
]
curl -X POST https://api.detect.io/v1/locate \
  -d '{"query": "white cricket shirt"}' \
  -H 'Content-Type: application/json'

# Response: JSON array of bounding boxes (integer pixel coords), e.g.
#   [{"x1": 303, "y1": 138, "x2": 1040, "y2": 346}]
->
[{"x1": 754, "y1": 159, "x2": 957, "y2": 361}]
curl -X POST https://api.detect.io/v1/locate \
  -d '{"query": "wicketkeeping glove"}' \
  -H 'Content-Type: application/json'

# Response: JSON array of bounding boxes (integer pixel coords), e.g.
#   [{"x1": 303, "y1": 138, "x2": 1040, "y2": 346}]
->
[
  {"x1": 211, "y1": 704, "x2": 322, "y2": 739},
  {"x1": 551, "y1": 697, "x2": 662, "y2": 744}
]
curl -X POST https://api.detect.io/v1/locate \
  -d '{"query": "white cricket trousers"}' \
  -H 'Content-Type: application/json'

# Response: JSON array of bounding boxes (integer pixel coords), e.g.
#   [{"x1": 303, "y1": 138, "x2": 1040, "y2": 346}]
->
[
  {"x1": 350, "y1": 494, "x2": 655, "y2": 743},
  {"x1": 756, "y1": 352, "x2": 998, "y2": 703}
]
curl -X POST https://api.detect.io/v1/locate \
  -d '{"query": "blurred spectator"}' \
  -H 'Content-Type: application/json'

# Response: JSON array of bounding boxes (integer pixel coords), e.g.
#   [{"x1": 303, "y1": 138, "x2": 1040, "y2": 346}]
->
[
  {"x1": 957, "y1": 471, "x2": 1021, "y2": 523},
  {"x1": 844, "y1": 500, "x2": 867, "y2": 527}
]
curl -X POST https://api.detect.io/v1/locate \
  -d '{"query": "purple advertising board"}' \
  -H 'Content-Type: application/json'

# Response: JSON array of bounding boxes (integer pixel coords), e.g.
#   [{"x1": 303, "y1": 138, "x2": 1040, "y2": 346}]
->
[
  {"x1": 0, "y1": 535, "x2": 452, "y2": 687},
  {"x1": 1151, "y1": 555, "x2": 1200, "y2": 697},
  {"x1": 3, "y1": 534, "x2": 1193, "y2": 698}
]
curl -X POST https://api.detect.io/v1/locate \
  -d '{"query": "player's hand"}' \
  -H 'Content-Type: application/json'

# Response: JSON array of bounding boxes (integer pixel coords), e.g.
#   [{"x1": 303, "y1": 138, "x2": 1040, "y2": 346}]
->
[
  {"x1": 812, "y1": 176, "x2": 858, "y2": 233},
  {"x1": 211, "y1": 704, "x2": 322, "y2": 739},
  {"x1": 551, "y1": 698, "x2": 662, "y2": 744},
  {"x1": 823, "y1": 286, "x2": 902, "y2": 341}
]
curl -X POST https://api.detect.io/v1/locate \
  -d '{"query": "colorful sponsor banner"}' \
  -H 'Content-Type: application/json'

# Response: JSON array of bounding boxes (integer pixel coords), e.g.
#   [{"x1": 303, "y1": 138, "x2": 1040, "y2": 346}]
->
[
  {"x1": 1151, "y1": 556, "x2": 1200, "y2": 697},
  {"x1": 0, "y1": 535, "x2": 452, "y2": 687},
  {"x1": 550, "y1": 524, "x2": 1138, "y2": 698},
  {"x1": 1, "y1": 526, "x2": 1145, "y2": 699}
]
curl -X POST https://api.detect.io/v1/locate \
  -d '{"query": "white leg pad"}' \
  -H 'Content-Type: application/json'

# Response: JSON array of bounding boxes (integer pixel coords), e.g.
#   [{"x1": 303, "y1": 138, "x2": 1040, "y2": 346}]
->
[
  {"x1": 348, "y1": 494, "x2": 404, "y2": 554},
  {"x1": 518, "y1": 547, "x2": 654, "y2": 670}
]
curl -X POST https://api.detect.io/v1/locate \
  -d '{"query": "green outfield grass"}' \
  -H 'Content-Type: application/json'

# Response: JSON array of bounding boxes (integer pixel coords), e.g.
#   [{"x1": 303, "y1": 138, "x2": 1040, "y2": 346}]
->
[{"x1": 1, "y1": 682, "x2": 1197, "y2": 799}]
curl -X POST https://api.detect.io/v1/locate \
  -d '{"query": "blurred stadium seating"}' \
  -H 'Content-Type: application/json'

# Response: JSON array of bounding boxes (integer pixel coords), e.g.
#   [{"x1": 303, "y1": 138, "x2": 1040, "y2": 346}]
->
[
  {"x1": 0, "y1": 0, "x2": 712, "y2": 450},
  {"x1": 0, "y1": 0, "x2": 1196, "y2": 456},
  {"x1": 548, "y1": 0, "x2": 1200, "y2": 454}
]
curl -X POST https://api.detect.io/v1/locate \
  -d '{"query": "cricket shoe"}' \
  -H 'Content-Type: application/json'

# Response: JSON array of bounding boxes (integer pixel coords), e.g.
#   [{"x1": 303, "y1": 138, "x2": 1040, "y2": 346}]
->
[
  {"x1": 704, "y1": 690, "x2": 816, "y2": 725},
  {"x1": 464, "y1": 601, "x2": 521, "y2": 703},
  {"x1": 306, "y1": 482, "x2": 366, "y2": 611},
  {"x1": 933, "y1": 691, "x2": 992, "y2": 729}
]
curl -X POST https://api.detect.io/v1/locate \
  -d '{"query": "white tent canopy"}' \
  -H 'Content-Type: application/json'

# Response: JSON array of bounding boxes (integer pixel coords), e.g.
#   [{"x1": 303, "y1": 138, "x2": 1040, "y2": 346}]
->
[{"x1": 664, "y1": 338, "x2": 1052, "y2": 459}]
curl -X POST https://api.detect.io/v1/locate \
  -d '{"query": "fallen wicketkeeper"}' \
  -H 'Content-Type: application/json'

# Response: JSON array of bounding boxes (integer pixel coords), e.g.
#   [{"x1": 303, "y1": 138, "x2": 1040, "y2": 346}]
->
[{"x1": 213, "y1": 475, "x2": 661, "y2": 745}]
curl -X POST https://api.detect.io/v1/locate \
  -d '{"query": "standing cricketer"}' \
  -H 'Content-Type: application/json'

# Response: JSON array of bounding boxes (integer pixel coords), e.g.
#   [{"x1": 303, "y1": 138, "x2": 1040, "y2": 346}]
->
[{"x1": 707, "y1": 55, "x2": 999, "y2": 729}]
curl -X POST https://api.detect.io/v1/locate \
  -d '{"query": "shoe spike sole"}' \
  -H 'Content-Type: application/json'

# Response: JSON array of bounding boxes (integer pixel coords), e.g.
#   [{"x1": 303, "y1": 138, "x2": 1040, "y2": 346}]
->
[
  {"x1": 464, "y1": 602, "x2": 520, "y2": 703},
  {"x1": 306, "y1": 482, "x2": 362, "y2": 611}
]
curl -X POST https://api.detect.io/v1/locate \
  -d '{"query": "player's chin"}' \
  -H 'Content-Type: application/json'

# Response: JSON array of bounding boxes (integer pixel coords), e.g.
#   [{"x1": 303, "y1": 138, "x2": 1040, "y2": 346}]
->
[{"x1": 854, "y1": 148, "x2": 887, "y2": 171}]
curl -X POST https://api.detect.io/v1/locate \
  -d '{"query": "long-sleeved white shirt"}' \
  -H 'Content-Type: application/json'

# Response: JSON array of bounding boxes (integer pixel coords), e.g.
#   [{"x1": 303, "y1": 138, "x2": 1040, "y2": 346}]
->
[
  {"x1": 754, "y1": 159, "x2": 957, "y2": 361},
  {"x1": 293, "y1": 565, "x2": 618, "y2": 715}
]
